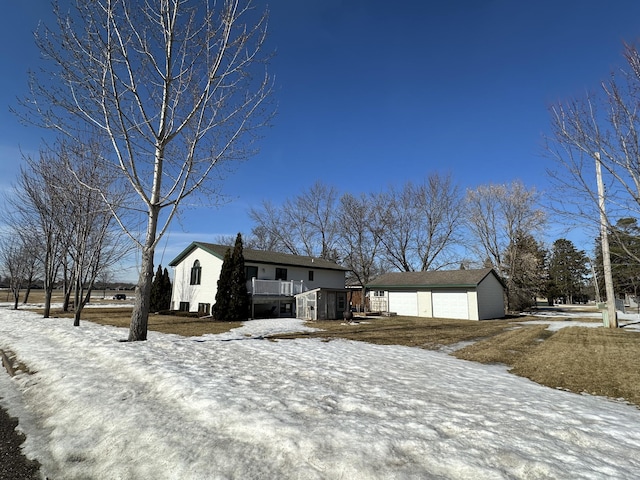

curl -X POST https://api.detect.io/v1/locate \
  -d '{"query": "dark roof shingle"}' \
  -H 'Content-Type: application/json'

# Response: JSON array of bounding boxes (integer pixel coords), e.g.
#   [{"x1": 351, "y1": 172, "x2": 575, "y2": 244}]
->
[
  {"x1": 169, "y1": 242, "x2": 348, "y2": 271},
  {"x1": 366, "y1": 268, "x2": 501, "y2": 288}
]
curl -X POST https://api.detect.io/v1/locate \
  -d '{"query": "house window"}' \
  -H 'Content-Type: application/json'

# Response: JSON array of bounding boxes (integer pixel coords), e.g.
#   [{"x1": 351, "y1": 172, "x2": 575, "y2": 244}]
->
[
  {"x1": 275, "y1": 268, "x2": 287, "y2": 280},
  {"x1": 245, "y1": 265, "x2": 258, "y2": 280},
  {"x1": 198, "y1": 303, "x2": 210, "y2": 316},
  {"x1": 338, "y1": 293, "x2": 346, "y2": 311},
  {"x1": 179, "y1": 302, "x2": 190, "y2": 312},
  {"x1": 308, "y1": 270, "x2": 314, "y2": 281},
  {"x1": 190, "y1": 260, "x2": 201, "y2": 285},
  {"x1": 374, "y1": 290, "x2": 385, "y2": 297}
]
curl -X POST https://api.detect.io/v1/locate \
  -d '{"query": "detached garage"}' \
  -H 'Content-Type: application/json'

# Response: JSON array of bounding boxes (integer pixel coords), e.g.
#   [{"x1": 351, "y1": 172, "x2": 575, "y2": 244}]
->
[{"x1": 366, "y1": 268, "x2": 505, "y2": 320}]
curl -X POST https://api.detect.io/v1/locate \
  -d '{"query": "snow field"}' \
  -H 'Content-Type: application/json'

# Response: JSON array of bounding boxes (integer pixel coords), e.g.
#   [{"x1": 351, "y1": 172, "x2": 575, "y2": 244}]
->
[{"x1": 1, "y1": 307, "x2": 640, "y2": 479}]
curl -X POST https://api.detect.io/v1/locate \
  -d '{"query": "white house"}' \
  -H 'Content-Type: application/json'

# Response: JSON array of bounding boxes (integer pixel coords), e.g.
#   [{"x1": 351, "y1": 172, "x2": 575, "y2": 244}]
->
[
  {"x1": 366, "y1": 268, "x2": 505, "y2": 320},
  {"x1": 169, "y1": 242, "x2": 348, "y2": 318}
]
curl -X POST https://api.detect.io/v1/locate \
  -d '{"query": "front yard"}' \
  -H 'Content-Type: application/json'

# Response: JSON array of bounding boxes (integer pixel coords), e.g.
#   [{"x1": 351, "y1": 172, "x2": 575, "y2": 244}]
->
[{"x1": 44, "y1": 304, "x2": 640, "y2": 407}]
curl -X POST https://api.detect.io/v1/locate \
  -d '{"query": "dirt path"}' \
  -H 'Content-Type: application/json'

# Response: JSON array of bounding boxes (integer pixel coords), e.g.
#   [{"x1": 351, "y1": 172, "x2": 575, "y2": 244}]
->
[{"x1": 0, "y1": 402, "x2": 41, "y2": 479}]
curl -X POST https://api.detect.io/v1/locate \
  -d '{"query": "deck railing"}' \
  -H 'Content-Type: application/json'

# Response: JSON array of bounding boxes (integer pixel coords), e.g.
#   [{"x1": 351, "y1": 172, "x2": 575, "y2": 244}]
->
[{"x1": 251, "y1": 278, "x2": 305, "y2": 296}]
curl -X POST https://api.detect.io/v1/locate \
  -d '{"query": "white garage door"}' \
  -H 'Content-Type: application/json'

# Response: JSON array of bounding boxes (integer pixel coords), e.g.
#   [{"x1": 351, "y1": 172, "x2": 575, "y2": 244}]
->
[
  {"x1": 432, "y1": 291, "x2": 469, "y2": 319},
  {"x1": 388, "y1": 291, "x2": 418, "y2": 316}
]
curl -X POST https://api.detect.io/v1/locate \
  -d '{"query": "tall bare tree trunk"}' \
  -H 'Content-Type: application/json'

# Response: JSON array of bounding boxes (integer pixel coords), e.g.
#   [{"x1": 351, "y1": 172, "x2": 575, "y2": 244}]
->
[
  {"x1": 129, "y1": 206, "x2": 159, "y2": 341},
  {"x1": 73, "y1": 275, "x2": 81, "y2": 327},
  {"x1": 43, "y1": 287, "x2": 53, "y2": 318}
]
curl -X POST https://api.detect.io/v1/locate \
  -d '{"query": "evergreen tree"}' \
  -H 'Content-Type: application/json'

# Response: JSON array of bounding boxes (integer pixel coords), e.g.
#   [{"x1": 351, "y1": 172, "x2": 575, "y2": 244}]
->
[
  {"x1": 548, "y1": 239, "x2": 589, "y2": 304},
  {"x1": 161, "y1": 267, "x2": 172, "y2": 310},
  {"x1": 503, "y1": 233, "x2": 547, "y2": 310},
  {"x1": 595, "y1": 218, "x2": 640, "y2": 298},
  {"x1": 212, "y1": 248, "x2": 233, "y2": 320},
  {"x1": 229, "y1": 233, "x2": 250, "y2": 321},
  {"x1": 149, "y1": 264, "x2": 163, "y2": 311},
  {"x1": 611, "y1": 218, "x2": 640, "y2": 298}
]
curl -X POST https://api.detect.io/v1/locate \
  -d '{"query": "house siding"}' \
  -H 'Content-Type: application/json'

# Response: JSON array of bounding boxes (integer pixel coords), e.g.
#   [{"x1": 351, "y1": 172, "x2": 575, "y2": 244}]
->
[
  {"x1": 171, "y1": 248, "x2": 222, "y2": 312},
  {"x1": 246, "y1": 263, "x2": 344, "y2": 290},
  {"x1": 170, "y1": 244, "x2": 347, "y2": 315},
  {"x1": 476, "y1": 274, "x2": 506, "y2": 319}
]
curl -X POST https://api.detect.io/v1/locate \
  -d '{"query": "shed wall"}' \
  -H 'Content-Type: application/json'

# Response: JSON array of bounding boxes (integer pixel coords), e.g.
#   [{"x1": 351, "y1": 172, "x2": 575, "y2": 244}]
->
[{"x1": 476, "y1": 274, "x2": 506, "y2": 319}]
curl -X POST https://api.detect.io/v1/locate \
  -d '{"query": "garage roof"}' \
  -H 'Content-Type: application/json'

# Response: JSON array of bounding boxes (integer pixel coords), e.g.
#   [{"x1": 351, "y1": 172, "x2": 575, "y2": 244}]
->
[{"x1": 366, "y1": 268, "x2": 503, "y2": 289}]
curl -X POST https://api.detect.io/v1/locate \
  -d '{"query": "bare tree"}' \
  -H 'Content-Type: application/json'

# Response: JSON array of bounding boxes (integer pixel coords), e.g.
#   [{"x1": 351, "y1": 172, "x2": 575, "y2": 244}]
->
[
  {"x1": 296, "y1": 182, "x2": 340, "y2": 260},
  {"x1": 244, "y1": 224, "x2": 283, "y2": 251},
  {"x1": 0, "y1": 237, "x2": 31, "y2": 310},
  {"x1": 336, "y1": 192, "x2": 384, "y2": 310},
  {"x1": 20, "y1": 0, "x2": 273, "y2": 340},
  {"x1": 0, "y1": 210, "x2": 42, "y2": 306},
  {"x1": 465, "y1": 181, "x2": 545, "y2": 310},
  {"x1": 546, "y1": 43, "x2": 640, "y2": 265},
  {"x1": 248, "y1": 201, "x2": 299, "y2": 254},
  {"x1": 7, "y1": 148, "x2": 67, "y2": 317},
  {"x1": 57, "y1": 139, "x2": 130, "y2": 326},
  {"x1": 249, "y1": 181, "x2": 340, "y2": 259},
  {"x1": 373, "y1": 173, "x2": 463, "y2": 272},
  {"x1": 97, "y1": 269, "x2": 115, "y2": 300},
  {"x1": 19, "y1": 235, "x2": 40, "y2": 305}
]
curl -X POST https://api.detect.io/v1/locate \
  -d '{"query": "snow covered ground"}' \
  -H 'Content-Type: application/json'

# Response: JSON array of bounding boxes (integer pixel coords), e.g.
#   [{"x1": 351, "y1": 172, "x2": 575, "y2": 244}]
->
[{"x1": 1, "y1": 305, "x2": 640, "y2": 479}]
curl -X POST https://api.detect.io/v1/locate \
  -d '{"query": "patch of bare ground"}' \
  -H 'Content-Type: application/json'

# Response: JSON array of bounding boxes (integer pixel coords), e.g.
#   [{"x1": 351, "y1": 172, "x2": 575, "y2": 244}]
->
[
  {"x1": 271, "y1": 316, "x2": 518, "y2": 348},
  {"x1": 506, "y1": 326, "x2": 640, "y2": 406},
  {"x1": 39, "y1": 307, "x2": 242, "y2": 337}
]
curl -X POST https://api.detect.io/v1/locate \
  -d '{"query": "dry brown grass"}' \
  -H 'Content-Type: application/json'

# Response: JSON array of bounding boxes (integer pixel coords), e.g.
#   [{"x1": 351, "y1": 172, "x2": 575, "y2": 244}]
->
[
  {"x1": 273, "y1": 316, "x2": 520, "y2": 348},
  {"x1": 11, "y1": 288, "x2": 135, "y2": 307},
  {"x1": 505, "y1": 326, "x2": 640, "y2": 405},
  {"x1": 452, "y1": 323, "x2": 555, "y2": 364},
  {"x1": 41, "y1": 307, "x2": 242, "y2": 337}
]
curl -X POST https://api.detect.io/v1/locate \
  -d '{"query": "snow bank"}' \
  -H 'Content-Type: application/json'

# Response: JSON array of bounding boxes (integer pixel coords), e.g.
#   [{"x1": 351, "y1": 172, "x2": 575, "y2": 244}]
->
[{"x1": 1, "y1": 307, "x2": 639, "y2": 479}]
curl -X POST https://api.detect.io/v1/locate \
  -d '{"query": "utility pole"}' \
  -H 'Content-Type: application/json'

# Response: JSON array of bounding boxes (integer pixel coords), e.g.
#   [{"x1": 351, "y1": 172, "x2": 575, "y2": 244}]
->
[{"x1": 595, "y1": 152, "x2": 618, "y2": 327}]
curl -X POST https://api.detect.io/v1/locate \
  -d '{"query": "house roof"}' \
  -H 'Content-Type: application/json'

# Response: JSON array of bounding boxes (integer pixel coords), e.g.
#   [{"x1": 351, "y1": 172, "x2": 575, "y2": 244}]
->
[
  {"x1": 366, "y1": 268, "x2": 503, "y2": 289},
  {"x1": 168, "y1": 242, "x2": 349, "y2": 271}
]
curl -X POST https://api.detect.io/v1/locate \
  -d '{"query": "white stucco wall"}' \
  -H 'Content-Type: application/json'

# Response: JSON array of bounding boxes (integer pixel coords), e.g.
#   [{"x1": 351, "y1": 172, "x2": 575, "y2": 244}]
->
[{"x1": 171, "y1": 248, "x2": 222, "y2": 312}]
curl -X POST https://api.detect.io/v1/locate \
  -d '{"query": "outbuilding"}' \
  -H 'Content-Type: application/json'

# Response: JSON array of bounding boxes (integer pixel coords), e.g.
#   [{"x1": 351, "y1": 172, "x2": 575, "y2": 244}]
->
[{"x1": 366, "y1": 268, "x2": 505, "y2": 320}]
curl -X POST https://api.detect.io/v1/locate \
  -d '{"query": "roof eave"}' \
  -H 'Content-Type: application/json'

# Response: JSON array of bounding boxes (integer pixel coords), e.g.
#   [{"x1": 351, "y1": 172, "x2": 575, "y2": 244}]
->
[{"x1": 365, "y1": 283, "x2": 478, "y2": 289}]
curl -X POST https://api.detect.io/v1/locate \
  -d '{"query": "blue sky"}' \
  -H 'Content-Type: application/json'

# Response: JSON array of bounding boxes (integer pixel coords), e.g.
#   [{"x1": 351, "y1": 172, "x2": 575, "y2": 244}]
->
[{"x1": 2, "y1": 1, "x2": 640, "y2": 280}]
